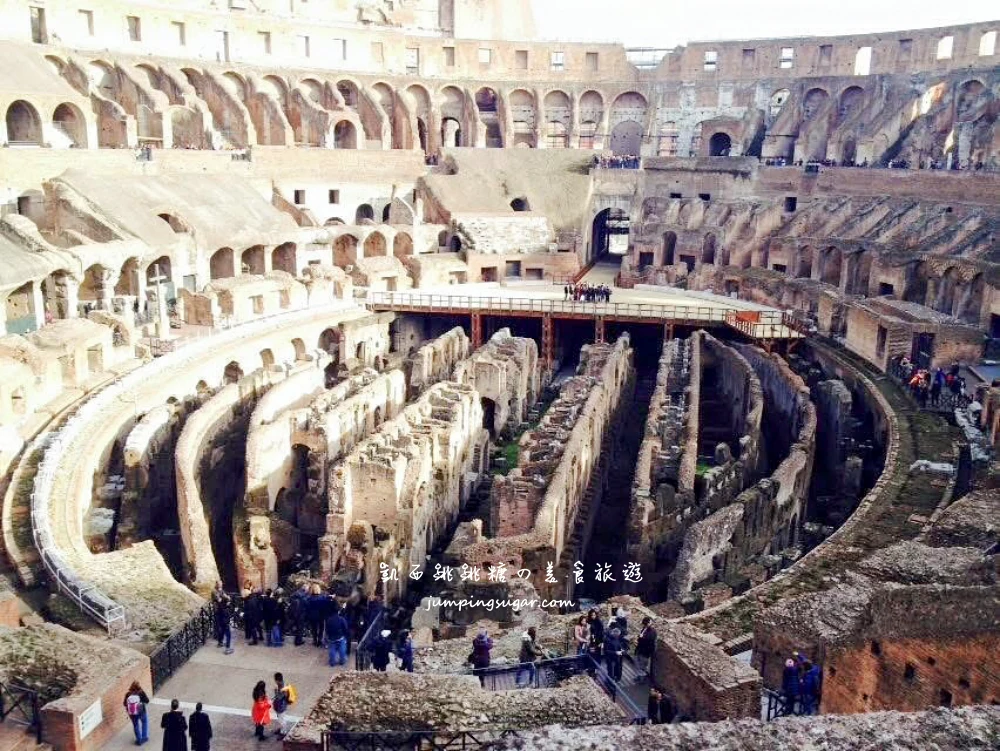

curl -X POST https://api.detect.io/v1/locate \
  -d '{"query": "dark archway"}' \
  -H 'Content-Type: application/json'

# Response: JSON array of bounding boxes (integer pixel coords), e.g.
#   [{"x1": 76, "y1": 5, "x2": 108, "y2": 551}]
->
[
  {"x1": 241, "y1": 245, "x2": 265, "y2": 275},
  {"x1": 210, "y1": 248, "x2": 235, "y2": 280},
  {"x1": 702, "y1": 233, "x2": 717, "y2": 264},
  {"x1": 481, "y1": 397, "x2": 497, "y2": 438},
  {"x1": 334, "y1": 120, "x2": 357, "y2": 149},
  {"x1": 5, "y1": 100, "x2": 42, "y2": 144},
  {"x1": 709, "y1": 132, "x2": 732, "y2": 156},
  {"x1": 819, "y1": 247, "x2": 842, "y2": 287},
  {"x1": 355, "y1": 204, "x2": 374, "y2": 224},
  {"x1": 663, "y1": 232, "x2": 677, "y2": 266},
  {"x1": 319, "y1": 327, "x2": 342, "y2": 365},
  {"x1": 272, "y1": 242, "x2": 297, "y2": 275},
  {"x1": 510, "y1": 197, "x2": 530, "y2": 212},
  {"x1": 591, "y1": 208, "x2": 630, "y2": 260}
]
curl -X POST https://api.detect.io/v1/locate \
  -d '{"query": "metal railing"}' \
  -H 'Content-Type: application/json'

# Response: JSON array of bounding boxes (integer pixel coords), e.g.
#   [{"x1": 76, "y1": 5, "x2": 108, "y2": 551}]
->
[
  {"x1": 354, "y1": 610, "x2": 384, "y2": 671},
  {"x1": 764, "y1": 688, "x2": 791, "y2": 720},
  {"x1": 366, "y1": 290, "x2": 733, "y2": 324},
  {"x1": 149, "y1": 601, "x2": 216, "y2": 690},
  {"x1": 0, "y1": 681, "x2": 42, "y2": 744}
]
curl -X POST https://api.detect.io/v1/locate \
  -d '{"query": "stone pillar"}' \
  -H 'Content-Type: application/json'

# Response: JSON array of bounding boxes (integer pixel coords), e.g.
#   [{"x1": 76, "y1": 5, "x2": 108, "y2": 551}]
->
[
  {"x1": 31, "y1": 281, "x2": 45, "y2": 330},
  {"x1": 471, "y1": 313, "x2": 483, "y2": 348}
]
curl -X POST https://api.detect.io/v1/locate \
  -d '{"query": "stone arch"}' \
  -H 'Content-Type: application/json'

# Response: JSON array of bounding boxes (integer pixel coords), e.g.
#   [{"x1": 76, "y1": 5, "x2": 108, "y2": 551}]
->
[
  {"x1": 904, "y1": 260, "x2": 928, "y2": 305},
  {"x1": 579, "y1": 90, "x2": 603, "y2": 122},
  {"x1": 5, "y1": 281, "x2": 36, "y2": 333},
  {"x1": 52, "y1": 103, "x2": 87, "y2": 147},
  {"x1": 157, "y1": 212, "x2": 191, "y2": 233},
  {"x1": 802, "y1": 88, "x2": 830, "y2": 121},
  {"x1": 545, "y1": 120, "x2": 567, "y2": 149},
  {"x1": 609, "y1": 91, "x2": 647, "y2": 155},
  {"x1": 260, "y1": 348, "x2": 275, "y2": 369},
  {"x1": 333, "y1": 234, "x2": 359, "y2": 265},
  {"x1": 298, "y1": 77, "x2": 324, "y2": 105},
  {"x1": 475, "y1": 87, "x2": 502, "y2": 148},
  {"x1": 702, "y1": 233, "x2": 717, "y2": 264},
  {"x1": 210, "y1": 248, "x2": 235, "y2": 280},
  {"x1": 819, "y1": 246, "x2": 842, "y2": 286},
  {"x1": 956, "y1": 272, "x2": 985, "y2": 324},
  {"x1": 441, "y1": 117, "x2": 461, "y2": 147},
  {"x1": 663, "y1": 232, "x2": 677, "y2": 266},
  {"x1": 241, "y1": 245, "x2": 265, "y2": 275},
  {"x1": 292, "y1": 338, "x2": 307, "y2": 361},
  {"x1": 935, "y1": 267, "x2": 959, "y2": 316},
  {"x1": 223, "y1": 361, "x2": 243, "y2": 384},
  {"x1": 364, "y1": 231, "x2": 387, "y2": 258},
  {"x1": 114, "y1": 258, "x2": 140, "y2": 297},
  {"x1": 334, "y1": 120, "x2": 357, "y2": 149},
  {"x1": 957, "y1": 79, "x2": 989, "y2": 121},
  {"x1": 146, "y1": 256, "x2": 172, "y2": 286},
  {"x1": 475, "y1": 87, "x2": 498, "y2": 113},
  {"x1": 796, "y1": 246, "x2": 813, "y2": 279},
  {"x1": 79, "y1": 264, "x2": 110, "y2": 305},
  {"x1": 41, "y1": 270, "x2": 73, "y2": 321},
  {"x1": 393, "y1": 232, "x2": 413, "y2": 258},
  {"x1": 708, "y1": 132, "x2": 732, "y2": 156},
  {"x1": 838, "y1": 86, "x2": 865, "y2": 123},
  {"x1": 406, "y1": 84, "x2": 432, "y2": 114},
  {"x1": 272, "y1": 242, "x2": 297, "y2": 275},
  {"x1": 337, "y1": 80, "x2": 360, "y2": 109},
  {"x1": 769, "y1": 89, "x2": 790, "y2": 118},
  {"x1": 223, "y1": 71, "x2": 251, "y2": 101},
  {"x1": 5, "y1": 100, "x2": 42, "y2": 144},
  {"x1": 509, "y1": 89, "x2": 536, "y2": 148},
  {"x1": 318, "y1": 327, "x2": 342, "y2": 361},
  {"x1": 355, "y1": 204, "x2": 374, "y2": 224}
]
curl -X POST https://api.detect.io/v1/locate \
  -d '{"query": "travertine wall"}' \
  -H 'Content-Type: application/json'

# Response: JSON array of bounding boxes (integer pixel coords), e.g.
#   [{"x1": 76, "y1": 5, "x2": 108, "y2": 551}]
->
[{"x1": 403, "y1": 326, "x2": 470, "y2": 399}]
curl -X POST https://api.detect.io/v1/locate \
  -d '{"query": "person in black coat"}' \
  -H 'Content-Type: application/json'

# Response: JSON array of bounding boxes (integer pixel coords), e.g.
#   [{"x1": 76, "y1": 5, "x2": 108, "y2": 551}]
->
[
  {"x1": 188, "y1": 702, "x2": 212, "y2": 751},
  {"x1": 288, "y1": 587, "x2": 306, "y2": 646},
  {"x1": 306, "y1": 586, "x2": 327, "y2": 647},
  {"x1": 586, "y1": 608, "x2": 605, "y2": 659},
  {"x1": 370, "y1": 629, "x2": 393, "y2": 672},
  {"x1": 603, "y1": 627, "x2": 625, "y2": 682},
  {"x1": 244, "y1": 588, "x2": 263, "y2": 645},
  {"x1": 160, "y1": 699, "x2": 187, "y2": 751}
]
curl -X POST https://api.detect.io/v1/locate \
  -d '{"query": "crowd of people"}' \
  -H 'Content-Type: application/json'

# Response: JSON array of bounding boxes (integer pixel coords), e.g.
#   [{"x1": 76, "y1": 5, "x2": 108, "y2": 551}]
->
[
  {"x1": 781, "y1": 652, "x2": 823, "y2": 715},
  {"x1": 564, "y1": 283, "x2": 613, "y2": 303},
  {"x1": 593, "y1": 154, "x2": 641, "y2": 169},
  {"x1": 761, "y1": 155, "x2": 998, "y2": 172},
  {"x1": 123, "y1": 685, "x2": 214, "y2": 749},
  {"x1": 896, "y1": 358, "x2": 968, "y2": 407}
]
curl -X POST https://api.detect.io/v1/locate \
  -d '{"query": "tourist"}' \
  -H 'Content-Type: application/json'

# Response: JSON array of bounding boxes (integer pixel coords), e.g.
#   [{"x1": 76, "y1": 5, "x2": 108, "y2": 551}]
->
[
  {"x1": 781, "y1": 658, "x2": 801, "y2": 715},
  {"x1": 564, "y1": 285, "x2": 569, "y2": 300},
  {"x1": 123, "y1": 680, "x2": 150, "y2": 745},
  {"x1": 262, "y1": 589, "x2": 278, "y2": 646},
  {"x1": 586, "y1": 608, "x2": 605, "y2": 659},
  {"x1": 573, "y1": 615, "x2": 590, "y2": 655},
  {"x1": 613, "y1": 607, "x2": 629, "y2": 638},
  {"x1": 371, "y1": 629, "x2": 394, "y2": 672},
  {"x1": 397, "y1": 630, "x2": 415, "y2": 673},
  {"x1": 324, "y1": 604, "x2": 350, "y2": 667},
  {"x1": 603, "y1": 626, "x2": 625, "y2": 681},
  {"x1": 271, "y1": 589, "x2": 286, "y2": 647},
  {"x1": 635, "y1": 616, "x2": 657, "y2": 681},
  {"x1": 801, "y1": 661, "x2": 823, "y2": 715},
  {"x1": 245, "y1": 586, "x2": 263, "y2": 645},
  {"x1": 188, "y1": 702, "x2": 213, "y2": 751},
  {"x1": 287, "y1": 586, "x2": 306, "y2": 646},
  {"x1": 647, "y1": 687, "x2": 662, "y2": 724},
  {"x1": 251, "y1": 680, "x2": 272, "y2": 741},
  {"x1": 471, "y1": 627, "x2": 494, "y2": 681},
  {"x1": 307, "y1": 585, "x2": 327, "y2": 647},
  {"x1": 516, "y1": 627, "x2": 544, "y2": 687},
  {"x1": 214, "y1": 593, "x2": 233, "y2": 655},
  {"x1": 160, "y1": 699, "x2": 187, "y2": 751},
  {"x1": 272, "y1": 672, "x2": 295, "y2": 738}
]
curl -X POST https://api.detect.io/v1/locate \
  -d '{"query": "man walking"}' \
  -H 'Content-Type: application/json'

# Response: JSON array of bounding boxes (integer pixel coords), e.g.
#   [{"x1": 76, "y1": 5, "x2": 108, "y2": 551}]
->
[
  {"x1": 160, "y1": 699, "x2": 187, "y2": 751},
  {"x1": 325, "y1": 605, "x2": 350, "y2": 667},
  {"x1": 188, "y1": 703, "x2": 213, "y2": 751}
]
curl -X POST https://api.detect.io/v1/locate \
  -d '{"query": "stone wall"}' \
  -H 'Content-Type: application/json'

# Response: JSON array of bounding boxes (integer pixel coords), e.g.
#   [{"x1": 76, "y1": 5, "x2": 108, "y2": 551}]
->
[
  {"x1": 493, "y1": 706, "x2": 1000, "y2": 751},
  {"x1": 404, "y1": 326, "x2": 470, "y2": 399},
  {"x1": 451, "y1": 214, "x2": 554, "y2": 256},
  {"x1": 463, "y1": 337, "x2": 634, "y2": 598},
  {"x1": 453, "y1": 328, "x2": 539, "y2": 438}
]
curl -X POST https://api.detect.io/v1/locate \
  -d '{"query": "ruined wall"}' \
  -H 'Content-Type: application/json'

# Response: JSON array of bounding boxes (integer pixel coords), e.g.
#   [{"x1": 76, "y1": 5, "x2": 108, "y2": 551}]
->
[
  {"x1": 628, "y1": 337, "x2": 696, "y2": 593},
  {"x1": 652, "y1": 621, "x2": 762, "y2": 722},
  {"x1": 463, "y1": 336, "x2": 635, "y2": 598},
  {"x1": 323, "y1": 381, "x2": 487, "y2": 602},
  {"x1": 668, "y1": 344, "x2": 815, "y2": 601},
  {"x1": 453, "y1": 328, "x2": 539, "y2": 438},
  {"x1": 404, "y1": 326, "x2": 470, "y2": 399},
  {"x1": 822, "y1": 585, "x2": 1000, "y2": 714}
]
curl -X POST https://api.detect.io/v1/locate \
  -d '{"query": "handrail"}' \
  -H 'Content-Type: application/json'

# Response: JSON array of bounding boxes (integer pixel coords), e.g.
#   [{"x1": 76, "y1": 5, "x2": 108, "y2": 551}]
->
[{"x1": 0, "y1": 681, "x2": 43, "y2": 743}]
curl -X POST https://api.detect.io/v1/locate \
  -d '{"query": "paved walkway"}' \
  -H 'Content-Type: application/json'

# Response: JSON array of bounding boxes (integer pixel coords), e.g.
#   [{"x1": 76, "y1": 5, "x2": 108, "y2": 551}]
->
[{"x1": 105, "y1": 639, "x2": 350, "y2": 750}]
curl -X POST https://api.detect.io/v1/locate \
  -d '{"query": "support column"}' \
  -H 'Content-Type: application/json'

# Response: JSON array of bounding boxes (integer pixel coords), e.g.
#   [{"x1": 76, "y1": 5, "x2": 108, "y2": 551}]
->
[
  {"x1": 542, "y1": 314, "x2": 555, "y2": 375},
  {"x1": 595, "y1": 316, "x2": 606, "y2": 344},
  {"x1": 664, "y1": 323, "x2": 674, "y2": 341},
  {"x1": 471, "y1": 313, "x2": 483, "y2": 349}
]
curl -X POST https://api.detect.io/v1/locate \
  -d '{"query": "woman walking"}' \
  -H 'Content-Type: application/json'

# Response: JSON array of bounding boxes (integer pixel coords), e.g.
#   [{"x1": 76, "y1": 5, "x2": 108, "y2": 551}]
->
[{"x1": 574, "y1": 616, "x2": 590, "y2": 655}]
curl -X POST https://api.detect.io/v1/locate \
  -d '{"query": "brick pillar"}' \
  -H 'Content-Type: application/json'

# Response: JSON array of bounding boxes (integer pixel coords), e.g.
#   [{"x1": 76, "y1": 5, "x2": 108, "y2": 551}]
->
[
  {"x1": 664, "y1": 323, "x2": 675, "y2": 341},
  {"x1": 471, "y1": 313, "x2": 483, "y2": 349},
  {"x1": 542, "y1": 314, "x2": 555, "y2": 374}
]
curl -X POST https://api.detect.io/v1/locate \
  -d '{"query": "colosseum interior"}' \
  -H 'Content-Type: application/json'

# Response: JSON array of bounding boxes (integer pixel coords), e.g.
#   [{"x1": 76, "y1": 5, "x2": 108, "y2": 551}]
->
[{"x1": 0, "y1": 0, "x2": 997, "y2": 749}]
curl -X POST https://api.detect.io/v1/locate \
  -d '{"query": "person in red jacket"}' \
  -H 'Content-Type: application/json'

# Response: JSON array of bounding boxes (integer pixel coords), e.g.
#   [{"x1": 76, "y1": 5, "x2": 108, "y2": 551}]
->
[{"x1": 251, "y1": 680, "x2": 272, "y2": 741}]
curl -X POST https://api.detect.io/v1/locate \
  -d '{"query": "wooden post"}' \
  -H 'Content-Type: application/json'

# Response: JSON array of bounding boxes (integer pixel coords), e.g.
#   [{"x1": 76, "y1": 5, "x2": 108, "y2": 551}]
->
[{"x1": 471, "y1": 313, "x2": 483, "y2": 348}]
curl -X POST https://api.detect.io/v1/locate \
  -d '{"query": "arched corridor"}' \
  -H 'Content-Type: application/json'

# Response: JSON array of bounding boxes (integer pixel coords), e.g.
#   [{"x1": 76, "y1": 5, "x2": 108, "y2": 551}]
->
[
  {"x1": 5, "y1": 100, "x2": 42, "y2": 144},
  {"x1": 210, "y1": 248, "x2": 235, "y2": 280}
]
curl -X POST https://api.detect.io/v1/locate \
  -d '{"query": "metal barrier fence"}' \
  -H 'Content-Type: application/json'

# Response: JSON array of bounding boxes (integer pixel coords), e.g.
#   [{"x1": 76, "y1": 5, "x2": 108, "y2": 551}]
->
[
  {"x1": 764, "y1": 688, "x2": 791, "y2": 720},
  {"x1": 0, "y1": 681, "x2": 42, "y2": 744},
  {"x1": 354, "y1": 611, "x2": 384, "y2": 671},
  {"x1": 150, "y1": 601, "x2": 215, "y2": 690}
]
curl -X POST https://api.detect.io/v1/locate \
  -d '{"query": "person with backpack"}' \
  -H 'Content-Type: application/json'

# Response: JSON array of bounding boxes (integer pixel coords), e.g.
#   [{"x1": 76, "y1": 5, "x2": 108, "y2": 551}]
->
[
  {"x1": 188, "y1": 702, "x2": 213, "y2": 751},
  {"x1": 160, "y1": 699, "x2": 187, "y2": 751},
  {"x1": 272, "y1": 672, "x2": 296, "y2": 738},
  {"x1": 123, "y1": 680, "x2": 149, "y2": 745},
  {"x1": 251, "y1": 680, "x2": 271, "y2": 740}
]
